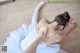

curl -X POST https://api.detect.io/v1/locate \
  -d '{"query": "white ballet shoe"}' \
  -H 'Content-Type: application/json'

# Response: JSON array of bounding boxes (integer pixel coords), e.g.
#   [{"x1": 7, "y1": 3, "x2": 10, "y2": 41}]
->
[{"x1": 36, "y1": 1, "x2": 45, "y2": 10}]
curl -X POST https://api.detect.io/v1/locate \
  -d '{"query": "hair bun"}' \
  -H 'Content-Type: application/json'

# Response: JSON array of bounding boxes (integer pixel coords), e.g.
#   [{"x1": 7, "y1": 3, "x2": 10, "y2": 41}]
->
[{"x1": 63, "y1": 11, "x2": 70, "y2": 20}]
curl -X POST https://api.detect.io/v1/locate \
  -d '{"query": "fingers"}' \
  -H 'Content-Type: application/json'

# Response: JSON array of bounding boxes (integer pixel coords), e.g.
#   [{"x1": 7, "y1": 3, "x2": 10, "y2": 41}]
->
[
  {"x1": 68, "y1": 19, "x2": 78, "y2": 30},
  {"x1": 65, "y1": 18, "x2": 78, "y2": 31},
  {"x1": 69, "y1": 18, "x2": 73, "y2": 21},
  {"x1": 72, "y1": 21, "x2": 78, "y2": 28},
  {"x1": 70, "y1": 20, "x2": 77, "y2": 25},
  {"x1": 69, "y1": 18, "x2": 77, "y2": 24}
]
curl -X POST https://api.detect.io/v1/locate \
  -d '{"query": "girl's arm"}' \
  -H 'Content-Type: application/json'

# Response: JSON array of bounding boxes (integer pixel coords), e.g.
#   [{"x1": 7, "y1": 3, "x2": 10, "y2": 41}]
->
[{"x1": 58, "y1": 19, "x2": 77, "y2": 42}]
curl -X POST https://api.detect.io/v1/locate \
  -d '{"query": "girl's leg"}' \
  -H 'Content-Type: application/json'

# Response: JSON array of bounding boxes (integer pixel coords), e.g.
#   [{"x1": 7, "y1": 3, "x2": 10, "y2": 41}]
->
[
  {"x1": 4, "y1": 1, "x2": 45, "y2": 46},
  {"x1": 20, "y1": 1, "x2": 45, "y2": 51},
  {"x1": 32, "y1": 1, "x2": 45, "y2": 25},
  {"x1": 28, "y1": 1, "x2": 45, "y2": 32},
  {"x1": 4, "y1": 2, "x2": 45, "y2": 53}
]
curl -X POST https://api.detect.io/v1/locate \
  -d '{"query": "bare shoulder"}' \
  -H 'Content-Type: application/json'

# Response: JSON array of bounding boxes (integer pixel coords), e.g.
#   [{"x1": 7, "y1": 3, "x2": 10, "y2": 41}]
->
[
  {"x1": 38, "y1": 18, "x2": 47, "y2": 25},
  {"x1": 40, "y1": 18, "x2": 47, "y2": 22}
]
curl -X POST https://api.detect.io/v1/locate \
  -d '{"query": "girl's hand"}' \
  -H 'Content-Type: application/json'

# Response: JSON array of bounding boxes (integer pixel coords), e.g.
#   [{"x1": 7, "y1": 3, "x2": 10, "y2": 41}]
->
[{"x1": 67, "y1": 18, "x2": 77, "y2": 30}]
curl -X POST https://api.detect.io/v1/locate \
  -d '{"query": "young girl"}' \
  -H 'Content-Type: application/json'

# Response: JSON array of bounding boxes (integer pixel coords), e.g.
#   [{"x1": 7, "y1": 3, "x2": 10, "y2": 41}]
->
[{"x1": 4, "y1": 1, "x2": 77, "y2": 53}]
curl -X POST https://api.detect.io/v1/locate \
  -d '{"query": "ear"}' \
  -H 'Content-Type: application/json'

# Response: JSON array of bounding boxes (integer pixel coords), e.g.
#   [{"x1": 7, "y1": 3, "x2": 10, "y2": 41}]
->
[{"x1": 58, "y1": 25, "x2": 65, "y2": 30}]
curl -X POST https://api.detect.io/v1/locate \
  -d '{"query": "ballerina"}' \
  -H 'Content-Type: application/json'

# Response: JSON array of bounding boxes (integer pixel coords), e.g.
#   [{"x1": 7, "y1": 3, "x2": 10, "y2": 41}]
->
[{"x1": 4, "y1": 1, "x2": 77, "y2": 53}]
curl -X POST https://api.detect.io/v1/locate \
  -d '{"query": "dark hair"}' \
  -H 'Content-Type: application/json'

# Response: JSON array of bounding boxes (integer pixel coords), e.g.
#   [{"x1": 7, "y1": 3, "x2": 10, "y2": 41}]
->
[{"x1": 53, "y1": 11, "x2": 70, "y2": 26}]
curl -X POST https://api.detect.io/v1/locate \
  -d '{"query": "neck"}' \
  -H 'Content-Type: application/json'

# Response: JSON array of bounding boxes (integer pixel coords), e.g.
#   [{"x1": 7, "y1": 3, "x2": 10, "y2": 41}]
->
[{"x1": 50, "y1": 22, "x2": 58, "y2": 31}]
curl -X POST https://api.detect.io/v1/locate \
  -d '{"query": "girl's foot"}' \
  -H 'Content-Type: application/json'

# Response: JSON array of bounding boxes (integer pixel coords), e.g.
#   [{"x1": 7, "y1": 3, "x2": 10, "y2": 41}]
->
[
  {"x1": 36, "y1": 1, "x2": 46, "y2": 10},
  {"x1": 38, "y1": 26, "x2": 48, "y2": 40}
]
